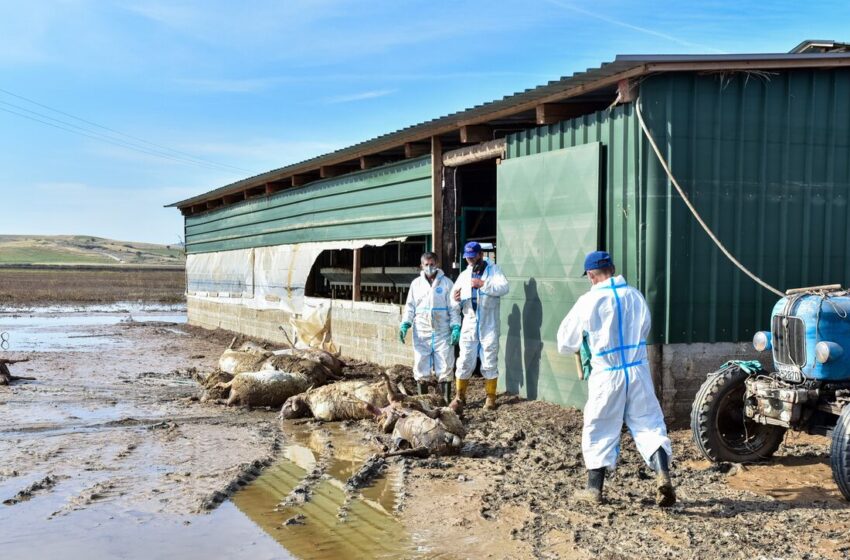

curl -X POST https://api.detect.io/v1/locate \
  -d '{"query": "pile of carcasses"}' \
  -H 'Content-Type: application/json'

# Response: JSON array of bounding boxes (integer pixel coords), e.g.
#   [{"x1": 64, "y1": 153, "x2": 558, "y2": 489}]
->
[{"x1": 201, "y1": 341, "x2": 464, "y2": 456}]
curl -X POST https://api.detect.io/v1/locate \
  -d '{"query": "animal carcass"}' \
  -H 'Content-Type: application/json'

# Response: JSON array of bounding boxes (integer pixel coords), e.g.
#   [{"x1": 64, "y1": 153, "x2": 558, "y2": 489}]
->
[
  {"x1": 280, "y1": 380, "x2": 390, "y2": 421},
  {"x1": 218, "y1": 355, "x2": 332, "y2": 408}
]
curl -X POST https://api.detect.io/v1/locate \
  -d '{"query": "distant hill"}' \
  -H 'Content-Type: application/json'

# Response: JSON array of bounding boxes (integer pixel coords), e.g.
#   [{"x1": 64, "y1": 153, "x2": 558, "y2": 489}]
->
[{"x1": 0, "y1": 235, "x2": 185, "y2": 266}]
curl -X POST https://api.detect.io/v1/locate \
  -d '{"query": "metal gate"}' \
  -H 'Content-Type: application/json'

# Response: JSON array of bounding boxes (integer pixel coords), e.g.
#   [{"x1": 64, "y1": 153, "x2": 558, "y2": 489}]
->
[{"x1": 497, "y1": 142, "x2": 602, "y2": 408}]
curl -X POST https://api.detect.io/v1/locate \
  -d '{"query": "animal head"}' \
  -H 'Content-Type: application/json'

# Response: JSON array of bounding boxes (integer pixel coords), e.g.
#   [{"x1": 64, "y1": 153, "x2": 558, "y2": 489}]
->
[{"x1": 279, "y1": 395, "x2": 310, "y2": 419}]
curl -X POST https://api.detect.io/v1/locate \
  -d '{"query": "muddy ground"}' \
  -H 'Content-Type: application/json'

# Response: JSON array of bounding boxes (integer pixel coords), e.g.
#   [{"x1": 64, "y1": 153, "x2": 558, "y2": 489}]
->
[{"x1": 2, "y1": 311, "x2": 850, "y2": 559}]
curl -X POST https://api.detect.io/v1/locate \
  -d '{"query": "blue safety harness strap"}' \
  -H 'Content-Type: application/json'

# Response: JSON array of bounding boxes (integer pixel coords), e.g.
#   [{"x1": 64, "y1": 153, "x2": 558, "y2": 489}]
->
[{"x1": 598, "y1": 341, "x2": 647, "y2": 357}]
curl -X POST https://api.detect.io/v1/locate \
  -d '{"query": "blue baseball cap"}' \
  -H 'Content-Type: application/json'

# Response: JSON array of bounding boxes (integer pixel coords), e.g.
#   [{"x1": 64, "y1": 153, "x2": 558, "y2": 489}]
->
[
  {"x1": 463, "y1": 241, "x2": 482, "y2": 258},
  {"x1": 583, "y1": 250, "x2": 613, "y2": 275}
]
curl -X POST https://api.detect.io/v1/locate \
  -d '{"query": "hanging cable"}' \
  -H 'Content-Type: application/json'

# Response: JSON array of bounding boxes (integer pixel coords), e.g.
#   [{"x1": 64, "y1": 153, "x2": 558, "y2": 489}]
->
[
  {"x1": 634, "y1": 98, "x2": 785, "y2": 298},
  {"x1": 0, "y1": 87, "x2": 251, "y2": 173},
  {"x1": 0, "y1": 88, "x2": 251, "y2": 174}
]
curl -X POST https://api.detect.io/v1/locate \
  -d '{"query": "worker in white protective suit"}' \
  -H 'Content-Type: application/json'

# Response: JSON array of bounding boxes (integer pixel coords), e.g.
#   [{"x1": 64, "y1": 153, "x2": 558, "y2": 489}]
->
[
  {"x1": 399, "y1": 252, "x2": 462, "y2": 402},
  {"x1": 452, "y1": 241, "x2": 510, "y2": 410},
  {"x1": 556, "y1": 251, "x2": 675, "y2": 507}
]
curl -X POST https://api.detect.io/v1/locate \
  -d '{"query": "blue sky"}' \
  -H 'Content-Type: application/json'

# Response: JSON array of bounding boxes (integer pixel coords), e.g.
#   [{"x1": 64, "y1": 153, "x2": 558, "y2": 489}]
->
[{"x1": 1, "y1": 0, "x2": 848, "y2": 244}]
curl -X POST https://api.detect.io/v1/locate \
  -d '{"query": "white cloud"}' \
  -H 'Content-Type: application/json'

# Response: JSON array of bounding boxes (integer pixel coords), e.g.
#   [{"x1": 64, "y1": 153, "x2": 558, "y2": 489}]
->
[{"x1": 323, "y1": 89, "x2": 396, "y2": 104}]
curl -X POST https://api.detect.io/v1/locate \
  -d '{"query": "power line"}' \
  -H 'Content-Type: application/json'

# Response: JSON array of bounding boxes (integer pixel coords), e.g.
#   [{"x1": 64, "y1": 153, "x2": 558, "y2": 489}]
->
[
  {"x1": 0, "y1": 99, "x2": 240, "y2": 173},
  {"x1": 0, "y1": 105, "x2": 243, "y2": 174},
  {"x1": 0, "y1": 87, "x2": 253, "y2": 175}
]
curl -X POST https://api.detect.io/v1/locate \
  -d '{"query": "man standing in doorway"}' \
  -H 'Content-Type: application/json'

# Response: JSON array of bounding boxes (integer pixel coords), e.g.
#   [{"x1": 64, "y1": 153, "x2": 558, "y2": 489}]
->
[
  {"x1": 452, "y1": 241, "x2": 510, "y2": 410},
  {"x1": 556, "y1": 251, "x2": 675, "y2": 507},
  {"x1": 399, "y1": 252, "x2": 461, "y2": 403}
]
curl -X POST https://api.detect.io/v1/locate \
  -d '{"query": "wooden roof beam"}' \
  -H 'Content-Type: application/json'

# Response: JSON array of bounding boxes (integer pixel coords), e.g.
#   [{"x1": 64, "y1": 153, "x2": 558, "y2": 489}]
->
[
  {"x1": 459, "y1": 125, "x2": 492, "y2": 144},
  {"x1": 536, "y1": 102, "x2": 609, "y2": 125},
  {"x1": 404, "y1": 142, "x2": 430, "y2": 158}
]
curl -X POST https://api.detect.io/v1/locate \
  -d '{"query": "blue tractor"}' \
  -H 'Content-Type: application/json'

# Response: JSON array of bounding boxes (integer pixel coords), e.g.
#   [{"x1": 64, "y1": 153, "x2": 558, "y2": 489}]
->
[{"x1": 691, "y1": 284, "x2": 850, "y2": 499}]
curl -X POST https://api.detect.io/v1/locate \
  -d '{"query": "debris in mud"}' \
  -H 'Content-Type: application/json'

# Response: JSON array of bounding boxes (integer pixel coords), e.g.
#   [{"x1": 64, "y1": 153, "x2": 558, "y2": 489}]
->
[
  {"x1": 283, "y1": 514, "x2": 306, "y2": 526},
  {"x1": 345, "y1": 454, "x2": 388, "y2": 491},
  {"x1": 3, "y1": 475, "x2": 58, "y2": 505},
  {"x1": 0, "y1": 357, "x2": 36, "y2": 385}
]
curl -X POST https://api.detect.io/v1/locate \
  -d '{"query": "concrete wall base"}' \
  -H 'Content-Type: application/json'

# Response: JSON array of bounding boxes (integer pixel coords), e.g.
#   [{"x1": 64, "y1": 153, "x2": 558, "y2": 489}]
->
[
  {"x1": 656, "y1": 342, "x2": 773, "y2": 427},
  {"x1": 188, "y1": 296, "x2": 411, "y2": 368}
]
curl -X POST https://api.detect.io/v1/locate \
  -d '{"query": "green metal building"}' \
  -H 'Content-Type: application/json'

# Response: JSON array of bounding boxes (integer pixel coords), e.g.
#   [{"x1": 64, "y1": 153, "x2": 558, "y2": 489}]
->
[{"x1": 172, "y1": 42, "x2": 850, "y2": 419}]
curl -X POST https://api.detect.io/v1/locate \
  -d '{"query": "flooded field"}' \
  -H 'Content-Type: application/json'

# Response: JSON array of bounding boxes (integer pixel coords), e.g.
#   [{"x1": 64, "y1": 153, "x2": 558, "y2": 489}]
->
[{"x1": 3, "y1": 304, "x2": 850, "y2": 559}]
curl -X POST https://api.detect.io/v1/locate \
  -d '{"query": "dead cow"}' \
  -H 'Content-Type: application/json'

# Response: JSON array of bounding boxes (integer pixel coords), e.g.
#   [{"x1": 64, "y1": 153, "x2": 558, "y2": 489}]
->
[
  {"x1": 218, "y1": 355, "x2": 333, "y2": 408},
  {"x1": 280, "y1": 379, "x2": 391, "y2": 421}
]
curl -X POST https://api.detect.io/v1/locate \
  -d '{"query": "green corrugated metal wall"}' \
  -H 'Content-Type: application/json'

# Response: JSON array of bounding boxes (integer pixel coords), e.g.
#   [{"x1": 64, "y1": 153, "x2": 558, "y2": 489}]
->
[
  {"x1": 185, "y1": 156, "x2": 432, "y2": 254},
  {"x1": 506, "y1": 68, "x2": 850, "y2": 345},
  {"x1": 641, "y1": 69, "x2": 850, "y2": 343}
]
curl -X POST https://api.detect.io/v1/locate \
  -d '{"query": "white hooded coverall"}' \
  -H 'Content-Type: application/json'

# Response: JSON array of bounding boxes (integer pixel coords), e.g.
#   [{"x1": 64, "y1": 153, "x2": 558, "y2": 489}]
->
[
  {"x1": 403, "y1": 269, "x2": 461, "y2": 382},
  {"x1": 556, "y1": 275, "x2": 672, "y2": 470},
  {"x1": 453, "y1": 260, "x2": 510, "y2": 380}
]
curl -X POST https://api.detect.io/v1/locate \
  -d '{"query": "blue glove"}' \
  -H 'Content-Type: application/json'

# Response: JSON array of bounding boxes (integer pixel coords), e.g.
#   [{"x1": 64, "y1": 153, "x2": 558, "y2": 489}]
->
[
  {"x1": 399, "y1": 322, "x2": 412, "y2": 343},
  {"x1": 450, "y1": 325, "x2": 461, "y2": 346}
]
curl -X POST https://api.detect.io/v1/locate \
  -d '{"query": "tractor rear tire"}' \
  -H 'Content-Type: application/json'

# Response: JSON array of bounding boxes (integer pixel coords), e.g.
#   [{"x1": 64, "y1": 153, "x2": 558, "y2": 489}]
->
[
  {"x1": 691, "y1": 365, "x2": 786, "y2": 463},
  {"x1": 830, "y1": 404, "x2": 850, "y2": 501}
]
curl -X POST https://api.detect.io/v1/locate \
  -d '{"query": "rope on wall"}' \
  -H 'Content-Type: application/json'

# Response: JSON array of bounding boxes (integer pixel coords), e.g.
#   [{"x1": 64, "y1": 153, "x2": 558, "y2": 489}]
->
[{"x1": 634, "y1": 98, "x2": 785, "y2": 298}]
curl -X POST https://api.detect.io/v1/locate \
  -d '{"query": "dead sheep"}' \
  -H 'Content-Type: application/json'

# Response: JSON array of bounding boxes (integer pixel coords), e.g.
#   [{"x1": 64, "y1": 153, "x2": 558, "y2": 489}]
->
[
  {"x1": 219, "y1": 340, "x2": 272, "y2": 375},
  {"x1": 200, "y1": 370, "x2": 234, "y2": 402},
  {"x1": 218, "y1": 370, "x2": 315, "y2": 408},
  {"x1": 217, "y1": 356, "x2": 332, "y2": 408},
  {"x1": 279, "y1": 380, "x2": 390, "y2": 421},
  {"x1": 390, "y1": 404, "x2": 465, "y2": 456},
  {"x1": 271, "y1": 348, "x2": 345, "y2": 378}
]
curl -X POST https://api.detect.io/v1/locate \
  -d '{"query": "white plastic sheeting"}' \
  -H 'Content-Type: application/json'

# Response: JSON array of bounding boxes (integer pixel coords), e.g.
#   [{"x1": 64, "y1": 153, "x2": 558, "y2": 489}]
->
[
  {"x1": 186, "y1": 248, "x2": 254, "y2": 297},
  {"x1": 186, "y1": 238, "x2": 405, "y2": 313}
]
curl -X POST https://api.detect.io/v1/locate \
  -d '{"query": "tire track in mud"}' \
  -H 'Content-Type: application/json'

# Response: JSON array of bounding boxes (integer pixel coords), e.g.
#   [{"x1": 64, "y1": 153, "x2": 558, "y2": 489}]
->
[{"x1": 3, "y1": 475, "x2": 61, "y2": 506}]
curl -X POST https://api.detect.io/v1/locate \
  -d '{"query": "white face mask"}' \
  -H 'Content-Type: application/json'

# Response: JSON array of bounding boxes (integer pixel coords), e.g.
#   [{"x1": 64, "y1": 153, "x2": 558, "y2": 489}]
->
[{"x1": 423, "y1": 265, "x2": 436, "y2": 277}]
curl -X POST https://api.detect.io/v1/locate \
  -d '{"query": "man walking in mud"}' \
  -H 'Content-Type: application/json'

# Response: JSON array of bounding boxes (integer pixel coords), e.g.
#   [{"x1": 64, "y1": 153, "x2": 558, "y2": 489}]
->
[
  {"x1": 452, "y1": 241, "x2": 510, "y2": 410},
  {"x1": 556, "y1": 251, "x2": 675, "y2": 507},
  {"x1": 399, "y1": 252, "x2": 461, "y2": 402}
]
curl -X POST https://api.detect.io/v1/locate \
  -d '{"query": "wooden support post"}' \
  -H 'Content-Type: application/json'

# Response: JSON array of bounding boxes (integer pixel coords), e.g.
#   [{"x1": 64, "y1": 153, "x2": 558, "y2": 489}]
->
[
  {"x1": 405, "y1": 142, "x2": 430, "y2": 158},
  {"x1": 360, "y1": 155, "x2": 390, "y2": 169},
  {"x1": 459, "y1": 125, "x2": 491, "y2": 144},
  {"x1": 320, "y1": 166, "x2": 344, "y2": 179},
  {"x1": 431, "y1": 136, "x2": 443, "y2": 269},
  {"x1": 617, "y1": 78, "x2": 638, "y2": 103},
  {"x1": 266, "y1": 180, "x2": 289, "y2": 195},
  {"x1": 352, "y1": 248, "x2": 362, "y2": 302}
]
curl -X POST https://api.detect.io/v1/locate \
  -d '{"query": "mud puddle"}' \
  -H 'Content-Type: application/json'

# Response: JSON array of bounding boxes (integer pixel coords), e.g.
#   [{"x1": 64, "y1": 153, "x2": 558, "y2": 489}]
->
[
  {"x1": 0, "y1": 310, "x2": 186, "y2": 351},
  {"x1": 232, "y1": 422, "x2": 427, "y2": 560}
]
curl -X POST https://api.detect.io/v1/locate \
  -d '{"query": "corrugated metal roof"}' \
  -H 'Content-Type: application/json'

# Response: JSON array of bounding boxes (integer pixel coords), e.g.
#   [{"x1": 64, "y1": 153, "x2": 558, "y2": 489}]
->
[{"x1": 170, "y1": 51, "x2": 850, "y2": 209}]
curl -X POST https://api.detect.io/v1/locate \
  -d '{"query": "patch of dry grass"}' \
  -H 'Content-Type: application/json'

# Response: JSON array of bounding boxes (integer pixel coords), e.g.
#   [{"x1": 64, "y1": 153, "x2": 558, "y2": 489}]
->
[{"x1": 0, "y1": 267, "x2": 185, "y2": 305}]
